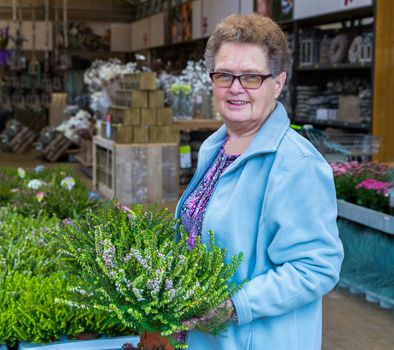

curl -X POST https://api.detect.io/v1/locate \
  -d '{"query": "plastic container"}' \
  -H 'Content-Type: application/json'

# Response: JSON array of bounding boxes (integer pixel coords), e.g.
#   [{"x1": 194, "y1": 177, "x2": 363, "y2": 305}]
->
[{"x1": 18, "y1": 335, "x2": 139, "y2": 350}]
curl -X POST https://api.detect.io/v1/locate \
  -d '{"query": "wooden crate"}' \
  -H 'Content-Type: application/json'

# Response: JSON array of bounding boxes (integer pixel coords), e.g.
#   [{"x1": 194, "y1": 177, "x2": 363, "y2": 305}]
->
[
  {"x1": 75, "y1": 139, "x2": 93, "y2": 167},
  {"x1": 8, "y1": 127, "x2": 37, "y2": 153},
  {"x1": 41, "y1": 132, "x2": 73, "y2": 162},
  {"x1": 93, "y1": 136, "x2": 179, "y2": 206},
  {"x1": 123, "y1": 72, "x2": 157, "y2": 91}
]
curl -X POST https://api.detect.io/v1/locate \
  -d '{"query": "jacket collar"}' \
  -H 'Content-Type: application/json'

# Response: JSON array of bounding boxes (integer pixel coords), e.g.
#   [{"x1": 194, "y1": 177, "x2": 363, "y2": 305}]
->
[{"x1": 203, "y1": 101, "x2": 290, "y2": 159}]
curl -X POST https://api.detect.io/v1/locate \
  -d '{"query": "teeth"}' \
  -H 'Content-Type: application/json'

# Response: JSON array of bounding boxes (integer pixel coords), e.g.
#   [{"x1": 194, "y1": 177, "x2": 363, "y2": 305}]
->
[{"x1": 229, "y1": 101, "x2": 247, "y2": 105}]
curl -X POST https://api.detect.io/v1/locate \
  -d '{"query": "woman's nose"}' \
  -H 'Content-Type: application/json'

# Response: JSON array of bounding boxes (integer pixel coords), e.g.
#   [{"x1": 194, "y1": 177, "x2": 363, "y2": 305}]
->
[{"x1": 229, "y1": 76, "x2": 246, "y2": 93}]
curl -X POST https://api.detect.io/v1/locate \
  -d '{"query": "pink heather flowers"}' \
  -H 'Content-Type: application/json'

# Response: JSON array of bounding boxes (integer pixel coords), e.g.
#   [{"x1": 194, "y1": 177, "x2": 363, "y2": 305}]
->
[
  {"x1": 36, "y1": 191, "x2": 45, "y2": 202},
  {"x1": 355, "y1": 179, "x2": 391, "y2": 197}
]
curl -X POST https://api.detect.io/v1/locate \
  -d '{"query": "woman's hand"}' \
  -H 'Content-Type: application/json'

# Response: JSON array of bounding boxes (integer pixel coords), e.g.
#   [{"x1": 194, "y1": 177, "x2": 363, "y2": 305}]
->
[{"x1": 182, "y1": 299, "x2": 237, "y2": 333}]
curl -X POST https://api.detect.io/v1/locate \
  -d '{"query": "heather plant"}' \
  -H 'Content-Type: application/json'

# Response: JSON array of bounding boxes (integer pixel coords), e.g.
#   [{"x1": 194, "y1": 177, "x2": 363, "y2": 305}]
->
[
  {"x1": 55, "y1": 203, "x2": 245, "y2": 348},
  {"x1": 0, "y1": 208, "x2": 61, "y2": 278},
  {"x1": 0, "y1": 272, "x2": 131, "y2": 346},
  {"x1": 0, "y1": 165, "x2": 99, "y2": 219},
  {"x1": 0, "y1": 208, "x2": 132, "y2": 346},
  {"x1": 330, "y1": 161, "x2": 393, "y2": 214}
]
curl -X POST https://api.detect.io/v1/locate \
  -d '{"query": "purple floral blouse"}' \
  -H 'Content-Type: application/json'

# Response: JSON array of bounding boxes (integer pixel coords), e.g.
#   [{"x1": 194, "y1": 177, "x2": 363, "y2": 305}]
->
[{"x1": 181, "y1": 139, "x2": 239, "y2": 249}]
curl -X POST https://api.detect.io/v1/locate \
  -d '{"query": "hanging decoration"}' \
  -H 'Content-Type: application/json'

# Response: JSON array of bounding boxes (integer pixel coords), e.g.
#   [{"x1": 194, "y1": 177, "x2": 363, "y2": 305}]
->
[
  {"x1": 60, "y1": 0, "x2": 71, "y2": 70},
  {"x1": 44, "y1": 0, "x2": 50, "y2": 73},
  {"x1": 0, "y1": 26, "x2": 11, "y2": 67},
  {"x1": 10, "y1": 0, "x2": 27, "y2": 71},
  {"x1": 28, "y1": 1, "x2": 41, "y2": 75}
]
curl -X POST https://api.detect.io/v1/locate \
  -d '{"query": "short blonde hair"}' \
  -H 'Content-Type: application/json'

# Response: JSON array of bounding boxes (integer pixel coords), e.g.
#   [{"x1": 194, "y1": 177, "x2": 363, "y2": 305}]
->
[{"x1": 205, "y1": 13, "x2": 289, "y2": 77}]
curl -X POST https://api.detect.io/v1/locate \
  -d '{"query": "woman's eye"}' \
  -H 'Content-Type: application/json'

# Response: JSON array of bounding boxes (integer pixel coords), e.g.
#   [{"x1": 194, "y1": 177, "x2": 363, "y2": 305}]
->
[
  {"x1": 217, "y1": 74, "x2": 232, "y2": 81},
  {"x1": 243, "y1": 74, "x2": 260, "y2": 82}
]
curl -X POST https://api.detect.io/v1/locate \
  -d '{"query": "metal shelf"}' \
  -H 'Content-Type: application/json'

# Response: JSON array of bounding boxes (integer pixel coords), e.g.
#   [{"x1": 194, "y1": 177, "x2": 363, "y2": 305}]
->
[
  {"x1": 293, "y1": 117, "x2": 370, "y2": 131},
  {"x1": 298, "y1": 62, "x2": 372, "y2": 71}
]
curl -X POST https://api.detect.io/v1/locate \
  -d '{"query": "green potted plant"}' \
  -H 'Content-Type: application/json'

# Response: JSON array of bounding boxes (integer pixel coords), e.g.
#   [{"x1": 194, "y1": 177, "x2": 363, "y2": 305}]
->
[
  {"x1": 0, "y1": 209, "x2": 135, "y2": 349},
  {"x1": 55, "y1": 202, "x2": 245, "y2": 349}
]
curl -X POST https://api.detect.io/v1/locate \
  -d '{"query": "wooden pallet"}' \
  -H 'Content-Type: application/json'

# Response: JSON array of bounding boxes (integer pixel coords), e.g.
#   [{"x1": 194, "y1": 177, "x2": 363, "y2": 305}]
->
[
  {"x1": 41, "y1": 132, "x2": 73, "y2": 162},
  {"x1": 8, "y1": 127, "x2": 37, "y2": 154}
]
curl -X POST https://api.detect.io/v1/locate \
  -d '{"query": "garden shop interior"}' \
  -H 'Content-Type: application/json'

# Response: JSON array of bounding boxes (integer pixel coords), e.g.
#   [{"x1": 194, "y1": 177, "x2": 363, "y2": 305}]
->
[{"x1": 0, "y1": 0, "x2": 393, "y2": 350}]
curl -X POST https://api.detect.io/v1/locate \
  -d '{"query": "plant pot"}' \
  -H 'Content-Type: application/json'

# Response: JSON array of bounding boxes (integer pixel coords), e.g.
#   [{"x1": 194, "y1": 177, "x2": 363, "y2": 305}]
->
[
  {"x1": 75, "y1": 332, "x2": 101, "y2": 340},
  {"x1": 139, "y1": 332, "x2": 173, "y2": 350}
]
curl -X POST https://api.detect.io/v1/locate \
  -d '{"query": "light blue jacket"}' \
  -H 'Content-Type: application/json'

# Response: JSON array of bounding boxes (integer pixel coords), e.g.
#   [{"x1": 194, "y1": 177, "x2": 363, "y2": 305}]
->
[{"x1": 175, "y1": 102, "x2": 344, "y2": 350}]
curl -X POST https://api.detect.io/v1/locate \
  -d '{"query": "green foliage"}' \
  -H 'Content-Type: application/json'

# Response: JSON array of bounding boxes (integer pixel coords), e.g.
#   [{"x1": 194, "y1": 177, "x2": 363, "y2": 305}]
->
[
  {"x1": 0, "y1": 208, "x2": 61, "y2": 279},
  {"x1": 0, "y1": 166, "x2": 98, "y2": 219},
  {"x1": 0, "y1": 272, "x2": 130, "y2": 346},
  {"x1": 338, "y1": 218, "x2": 394, "y2": 300},
  {"x1": 54, "y1": 202, "x2": 245, "y2": 345},
  {"x1": 0, "y1": 208, "x2": 132, "y2": 346}
]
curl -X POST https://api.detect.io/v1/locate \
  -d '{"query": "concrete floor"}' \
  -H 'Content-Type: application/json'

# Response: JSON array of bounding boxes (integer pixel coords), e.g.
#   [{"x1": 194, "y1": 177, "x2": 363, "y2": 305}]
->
[{"x1": 1, "y1": 149, "x2": 394, "y2": 350}]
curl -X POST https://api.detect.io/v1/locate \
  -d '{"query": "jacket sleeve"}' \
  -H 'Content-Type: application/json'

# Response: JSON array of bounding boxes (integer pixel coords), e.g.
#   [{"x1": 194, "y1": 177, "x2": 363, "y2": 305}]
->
[{"x1": 232, "y1": 155, "x2": 344, "y2": 325}]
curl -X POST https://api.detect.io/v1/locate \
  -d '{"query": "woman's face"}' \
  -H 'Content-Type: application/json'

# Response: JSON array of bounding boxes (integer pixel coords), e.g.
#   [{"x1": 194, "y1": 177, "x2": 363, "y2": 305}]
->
[{"x1": 212, "y1": 42, "x2": 286, "y2": 131}]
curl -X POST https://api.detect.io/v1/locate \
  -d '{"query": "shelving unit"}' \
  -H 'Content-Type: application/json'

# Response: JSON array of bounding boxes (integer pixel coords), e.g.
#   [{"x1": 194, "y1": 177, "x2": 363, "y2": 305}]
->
[{"x1": 288, "y1": 5, "x2": 375, "y2": 136}]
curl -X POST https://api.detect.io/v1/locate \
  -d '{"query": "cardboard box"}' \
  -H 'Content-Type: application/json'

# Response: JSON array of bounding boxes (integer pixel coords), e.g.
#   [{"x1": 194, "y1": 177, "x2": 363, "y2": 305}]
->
[
  {"x1": 148, "y1": 90, "x2": 164, "y2": 108},
  {"x1": 111, "y1": 124, "x2": 133, "y2": 143},
  {"x1": 133, "y1": 126, "x2": 150, "y2": 143},
  {"x1": 139, "y1": 72, "x2": 157, "y2": 90},
  {"x1": 116, "y1": 90, "x2": 148, "y2": 108},
  {"x1": 150, "y1": 126, "x2": 178, "y2": 143},
  {"x1": 124, "y1": 108, "x2": 141, "y2": 126},
  {"x1": 108, "y1": 106, "x2": 125, "y2": 124},
  {"x1": 123, "y1": 72, "x2": 157, "y2": 91},
  {"x1": 141, "y1": 108, "x2": 157, "y2": 125},
  {"x1": 156, "y1": 107, "x2": 173, "y2": 126},
  {"x1": 337, "y1": 95, "x2": 360, "y2": 122}
]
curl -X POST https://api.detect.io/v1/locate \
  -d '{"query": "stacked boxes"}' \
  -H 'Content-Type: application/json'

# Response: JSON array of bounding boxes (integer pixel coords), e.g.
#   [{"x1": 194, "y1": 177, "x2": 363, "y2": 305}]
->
[{"x1": 105, "y1": 72, "x2": 178, "y2": 144}]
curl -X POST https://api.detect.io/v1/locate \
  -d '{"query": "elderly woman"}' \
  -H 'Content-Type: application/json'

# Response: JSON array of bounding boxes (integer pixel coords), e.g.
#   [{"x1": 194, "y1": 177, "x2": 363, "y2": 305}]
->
[{"x1": 176, "y1": 13, "x2": 343, "y2": 350}]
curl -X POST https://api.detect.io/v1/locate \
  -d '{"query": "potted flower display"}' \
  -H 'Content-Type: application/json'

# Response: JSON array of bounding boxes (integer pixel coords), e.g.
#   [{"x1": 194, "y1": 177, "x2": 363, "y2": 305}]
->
[
  {"x1": 55, "y1": 202, "x2": 245, "y2": 349},
  {"x1": 331, "y1": 161, "x2": 393, "y2": 233},
  {"x1": 330, "y1": 161, "x2": 394, "y2": 309}
]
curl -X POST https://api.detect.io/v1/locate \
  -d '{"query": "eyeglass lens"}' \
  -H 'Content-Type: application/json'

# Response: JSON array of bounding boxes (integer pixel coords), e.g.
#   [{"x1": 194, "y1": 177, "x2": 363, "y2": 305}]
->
[{"x1": 210, "y1": 72, "x2": 272, "y2": 89}]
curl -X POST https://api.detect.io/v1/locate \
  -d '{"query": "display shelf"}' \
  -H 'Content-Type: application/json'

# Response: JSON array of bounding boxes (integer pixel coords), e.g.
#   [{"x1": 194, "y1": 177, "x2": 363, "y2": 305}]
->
[
  {"x1": 295, "y1": 5, "x2": 373, "y2": 27},
  {"x1": 294, "y1": 117, "x2": 370, "y2": 131},
  {"x1": 174, "y1": 118, "x2": 223, "y2": 132},
  {"x1": 297, "y1": 62, "x2": 372, "y2": 71}
]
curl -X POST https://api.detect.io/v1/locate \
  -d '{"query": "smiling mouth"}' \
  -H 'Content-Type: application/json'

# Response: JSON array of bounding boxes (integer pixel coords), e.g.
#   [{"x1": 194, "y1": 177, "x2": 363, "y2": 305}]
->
[{"x1": 227, "y1": 100, "x2": 248, "y2": 105}]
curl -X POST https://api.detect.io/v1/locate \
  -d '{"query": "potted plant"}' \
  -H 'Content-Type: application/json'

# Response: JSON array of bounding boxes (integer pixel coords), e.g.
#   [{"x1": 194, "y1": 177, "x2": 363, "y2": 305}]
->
[
  {"x1": 330, "y1": 161, "x2": 394, "y2": 308},
  {"x1": 0, "y1": 209, "x2": 135, "y2": 349},
  {"x1": 55, "y1": 203, "x2": 245, "y2": 349}
]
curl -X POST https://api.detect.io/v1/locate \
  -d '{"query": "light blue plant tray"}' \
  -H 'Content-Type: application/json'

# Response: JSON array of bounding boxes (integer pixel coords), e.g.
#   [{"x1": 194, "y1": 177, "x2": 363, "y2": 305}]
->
[
  {"x1": 1, "y1": 344, "x2": 8, "y2": 350},
  {"x1": 18, "y1": 335, "x2": 139, "y2": 350},
  {"x1": 339, "y1": 278, "x2": 394, "y2": 309}
]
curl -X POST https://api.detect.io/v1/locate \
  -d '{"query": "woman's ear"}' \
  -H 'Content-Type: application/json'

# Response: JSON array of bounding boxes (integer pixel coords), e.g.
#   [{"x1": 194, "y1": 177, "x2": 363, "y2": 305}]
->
[{"x1": 273, "y1": 72, "x2": 287, "y2": 99}]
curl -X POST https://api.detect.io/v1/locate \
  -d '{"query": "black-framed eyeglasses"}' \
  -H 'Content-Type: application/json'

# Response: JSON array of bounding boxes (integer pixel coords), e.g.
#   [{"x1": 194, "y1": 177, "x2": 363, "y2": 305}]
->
[{"x1": 209, "y1": 72, "x2": 273, "y2": 89}]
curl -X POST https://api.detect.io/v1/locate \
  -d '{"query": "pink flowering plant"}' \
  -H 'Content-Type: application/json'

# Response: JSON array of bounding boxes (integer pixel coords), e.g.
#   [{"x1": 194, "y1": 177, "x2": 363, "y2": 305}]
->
[
  {"x1": 330, "y1": 161, "x2": 393, "y2": 214},
  {"x1": 55, "y1": 202, "x2": 245, "y2": 348},
  {"x1": 0, "y1": 166, "x2": 98, "y2": 218}
]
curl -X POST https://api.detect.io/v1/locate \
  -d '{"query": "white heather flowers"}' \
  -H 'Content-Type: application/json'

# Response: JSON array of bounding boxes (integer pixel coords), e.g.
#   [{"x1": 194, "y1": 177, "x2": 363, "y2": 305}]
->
[
  {"x1": 27, "y1": 179, "x2": 43, "y2": 190},
  {"x1": 60, "y1": 176, "x2": 76, "y2": 190},
  {"x1": 17, "y1": 167, "x2": 25, "y2": 178}
]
